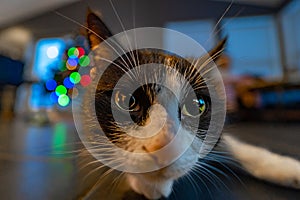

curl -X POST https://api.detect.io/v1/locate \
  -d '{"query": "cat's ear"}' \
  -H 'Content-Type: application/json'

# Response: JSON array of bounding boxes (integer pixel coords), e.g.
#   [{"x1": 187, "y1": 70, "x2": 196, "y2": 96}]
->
[
  {"x1": 208, "y1": 37, "x2": 227, "y2": 61},
  {"x1": 86, "y1": 9, "x2": 113, "y2": 49}
]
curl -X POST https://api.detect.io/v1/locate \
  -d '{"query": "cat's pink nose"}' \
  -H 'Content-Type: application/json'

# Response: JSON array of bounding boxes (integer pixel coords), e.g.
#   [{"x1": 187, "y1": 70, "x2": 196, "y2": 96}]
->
[
  {"x1": 146, "y1": 136, "x2": 172, "y2": 152},
  {"x1": 145, "y1": 122, "x2": 176, "y2": 152}
]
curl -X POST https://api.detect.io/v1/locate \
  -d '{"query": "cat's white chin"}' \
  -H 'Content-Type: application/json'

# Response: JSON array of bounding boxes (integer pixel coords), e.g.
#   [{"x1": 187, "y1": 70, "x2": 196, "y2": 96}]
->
[
  {"x1": 127, "y1": 173, "x2": 174, "y2": 199},
  {"x1": 127, "y1": 151, "x2": 199, "y2": 199}
]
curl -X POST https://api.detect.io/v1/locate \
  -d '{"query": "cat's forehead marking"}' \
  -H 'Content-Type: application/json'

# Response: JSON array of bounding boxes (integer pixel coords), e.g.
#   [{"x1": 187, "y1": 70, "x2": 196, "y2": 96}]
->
[{"x1": 94, "y1": 49, "x2": 202, "y2": 92}]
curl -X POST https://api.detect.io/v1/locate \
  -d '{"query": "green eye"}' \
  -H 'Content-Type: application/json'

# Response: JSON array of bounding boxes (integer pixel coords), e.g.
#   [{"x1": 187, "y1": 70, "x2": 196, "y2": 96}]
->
[
  {"x1": 182, "y1": 97, "x2": 207, "y2": 118},
  {"x1": 114, "y1": 91, "x2": 140, "y2": 112}
]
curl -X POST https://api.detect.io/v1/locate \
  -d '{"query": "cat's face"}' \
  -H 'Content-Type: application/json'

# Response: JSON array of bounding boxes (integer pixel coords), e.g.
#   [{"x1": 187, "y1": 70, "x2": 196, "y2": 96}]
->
[
  {"x1": 94, "y1": 48, "x2": 211, "y2": 177},
  {"x1": 79, "y1": 11, "x2": 225, "y2": 198}
]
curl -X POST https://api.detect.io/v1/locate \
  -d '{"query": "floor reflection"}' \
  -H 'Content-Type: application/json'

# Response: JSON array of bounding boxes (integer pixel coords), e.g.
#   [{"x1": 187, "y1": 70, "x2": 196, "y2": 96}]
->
[{"x1": 0, "y1": 119, "x2": 78, "y2": 199}]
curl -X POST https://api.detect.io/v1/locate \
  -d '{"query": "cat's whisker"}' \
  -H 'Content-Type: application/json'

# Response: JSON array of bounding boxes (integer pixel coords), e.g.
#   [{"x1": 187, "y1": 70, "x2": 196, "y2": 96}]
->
[
  {"x1": 204, "y1": 153, "x2": 246, "y2": 187},
  {"x1": 85, "y1": 163, "x2": 125, "y2": 198},
  {"x1": 205, "y1": 0, "x2": 233, "y2": 46},
  {"x1": 78, "y1": 159, "x2": 103, "y2": 172},
  {"x1": 189, "y1": 168, "x2": 212, "y2": 198},
  {"x1": 196, "y1": 162, "x2": 229, "y2": 179},
  {"x1": 95, "y1": 56, "x2": 136, "y2": 81},
  {"x1": 190, "y1": 167, "x2": 217, "y2": 198},
  {"x1": 54, "y1": 11, "x2": 133, "y2": 69},
  {"x1": 82, "y1": 159, "x2": 121, "y2": 183},
  {"x1": 108, "y1": 171, "x2": 126, "y2": 197},
  {"x1": 214, "y1": 7, "x2": 245, "y2": 39},
  {"x1": 108, "y1": 0, "x2": 138, "y2": 70},
  {"x1": 131, "y1": 0, "x2": 141, "y2": 78},
  {"x1": 194, "y1": 163, "x2": 230, "y2": 193},
  {"x1": 83, "y1": 168, "x2": 114, "y2": 198},
  {"x1": 184, "y1": 171, "x2": 201, "y2": 198}
]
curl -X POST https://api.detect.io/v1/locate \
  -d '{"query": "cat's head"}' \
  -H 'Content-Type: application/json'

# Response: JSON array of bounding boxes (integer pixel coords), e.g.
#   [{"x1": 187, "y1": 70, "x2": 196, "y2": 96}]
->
[{"x1": 81, "y1": 10, "x2": 226, "y2": 199}]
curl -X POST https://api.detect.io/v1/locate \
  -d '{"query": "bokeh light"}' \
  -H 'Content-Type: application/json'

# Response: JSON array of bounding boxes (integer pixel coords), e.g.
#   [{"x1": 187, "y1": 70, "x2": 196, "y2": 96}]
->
[
  {"x1": 58, "y1": 94, "x2": 70, "y2": 107},
  {"x1": 59, "y1": 60, "x2": 67, "y2": 71},
  {"x1": 77, "y1": 47, "x2": 85, "y2": 57},
  {"x1": 70, "y1": 72, "x2": 81, "y2": 84},
  {"x1": 80, "y1": 75, "x2": 91, "y2": 87},
  {"x1": 63, "y1": 77, "x2": 75, "y2": 89},
  {"x1": 55, "y1": 85, "x2": 67, "y2": 96},
  {"x1": 45, "y1": 79, "x2": 57, "y2": 91},
  {"x1": 50, "y1": 92, "x2": 59, "y2": 103},
  {"x1": 47, "y1": 46, "x2": 59, "y2": 59},
  {"x1": 79, "y1": 55, "x2": 90, "y2": 67},
  {"x1": 68, "y1": 47, "x2": 79, "y2": 58},
  {"x1": 45, "y1": 46, "x2": 92, "y2": 106},
  {"x1": 66, "y1": 58, "x2": 78, "y2": 70}
]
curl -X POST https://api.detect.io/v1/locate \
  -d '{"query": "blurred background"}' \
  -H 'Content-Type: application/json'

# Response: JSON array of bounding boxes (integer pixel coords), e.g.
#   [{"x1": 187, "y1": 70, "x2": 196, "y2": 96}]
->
[{"x1": 0, "y1": 0, "x2": 299, "y2": 199}]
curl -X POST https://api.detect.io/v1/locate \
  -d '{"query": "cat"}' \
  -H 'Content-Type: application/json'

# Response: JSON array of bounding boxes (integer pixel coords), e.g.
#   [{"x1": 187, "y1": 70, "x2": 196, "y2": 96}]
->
[{"x1": 75, "y1": 10, "x2": 300, "y2": 200}]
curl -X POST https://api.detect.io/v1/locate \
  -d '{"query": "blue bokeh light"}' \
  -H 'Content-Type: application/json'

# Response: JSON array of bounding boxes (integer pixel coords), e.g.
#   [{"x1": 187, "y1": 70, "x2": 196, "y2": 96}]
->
[{"x1": 63, "y1": 77, "x2": 75, "y2": 89}]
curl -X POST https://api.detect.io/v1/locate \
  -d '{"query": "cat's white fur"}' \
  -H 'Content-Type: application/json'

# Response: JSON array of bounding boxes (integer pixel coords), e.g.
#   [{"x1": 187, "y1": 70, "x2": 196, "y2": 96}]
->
[{"x1": 224, "y1": 135, "x2": 300, "y2": 189}]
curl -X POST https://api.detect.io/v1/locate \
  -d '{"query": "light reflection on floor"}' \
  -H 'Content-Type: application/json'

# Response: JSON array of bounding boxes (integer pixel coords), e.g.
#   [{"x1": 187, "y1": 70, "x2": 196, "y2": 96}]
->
[{"x1": 0, "y1": 119, "x2": 78, "y2": 200}]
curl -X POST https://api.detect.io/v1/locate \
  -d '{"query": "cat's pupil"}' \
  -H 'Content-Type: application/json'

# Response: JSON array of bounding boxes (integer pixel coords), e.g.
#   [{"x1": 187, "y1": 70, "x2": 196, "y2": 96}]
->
[
  {"x1": 115, "y1": 91, "x2": 139, "y2": 112},
  {"x1": 182, "y1": 97, "x2": 206, "y2": 118}
]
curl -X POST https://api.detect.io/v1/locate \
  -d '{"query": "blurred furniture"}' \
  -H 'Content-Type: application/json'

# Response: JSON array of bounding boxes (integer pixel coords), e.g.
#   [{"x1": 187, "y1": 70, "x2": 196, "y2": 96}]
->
[{"x1": 237, "y1": 80, "x2": 300, "y2": 122}]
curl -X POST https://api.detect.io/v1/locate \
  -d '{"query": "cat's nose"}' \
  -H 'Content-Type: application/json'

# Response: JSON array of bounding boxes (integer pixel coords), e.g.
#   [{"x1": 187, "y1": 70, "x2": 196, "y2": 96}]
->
[{"x1": 144, "y1": 130, "x2": 174, "y2": 152}]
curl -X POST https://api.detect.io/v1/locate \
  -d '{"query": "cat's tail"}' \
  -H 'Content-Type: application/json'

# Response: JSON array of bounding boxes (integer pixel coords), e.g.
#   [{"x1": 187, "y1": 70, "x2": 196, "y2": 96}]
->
[{"x1": 224, "y1": 135, "x2": 300, "y2": 189}]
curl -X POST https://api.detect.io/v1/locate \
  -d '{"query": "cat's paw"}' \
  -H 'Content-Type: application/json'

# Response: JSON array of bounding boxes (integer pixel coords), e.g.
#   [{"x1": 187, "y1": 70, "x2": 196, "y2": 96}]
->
[{"x1": 257, "y1": 153, "x2": 300, "y2": 189}]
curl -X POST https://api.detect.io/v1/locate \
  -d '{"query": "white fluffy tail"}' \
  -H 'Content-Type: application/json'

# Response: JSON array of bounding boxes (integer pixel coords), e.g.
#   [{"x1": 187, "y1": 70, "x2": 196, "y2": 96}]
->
[{"x1": 224, "y1": 135, "x2": 300, "y2": 189}]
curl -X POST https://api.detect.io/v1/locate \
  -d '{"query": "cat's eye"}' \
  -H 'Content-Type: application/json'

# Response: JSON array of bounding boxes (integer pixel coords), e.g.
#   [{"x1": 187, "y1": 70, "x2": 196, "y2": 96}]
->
[
  {"x1": 114, "y1": 91, "x2": 140, "y2": 112},
  {"x1": 182, "y1": 97, "x2": 207, "y2": 118}
]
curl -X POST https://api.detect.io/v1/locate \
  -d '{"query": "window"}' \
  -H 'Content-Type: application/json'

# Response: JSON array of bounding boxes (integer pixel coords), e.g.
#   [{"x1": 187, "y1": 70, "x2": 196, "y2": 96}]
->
[
  {"x1": 221, "y1": 15, "x2": 282, "y2": 79},
  {"x1": 164, "y1": 20, "x2": 216, "y2": 57},
  {"x1": 280, "y1": 0, "x2": 300, "y2": 79}
]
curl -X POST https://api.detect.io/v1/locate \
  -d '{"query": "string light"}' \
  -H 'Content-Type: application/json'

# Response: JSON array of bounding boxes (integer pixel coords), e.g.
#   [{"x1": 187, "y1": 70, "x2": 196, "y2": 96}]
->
[
  {"x1": 50, "y1": 92, "x2": 59, "y2": 103},
  {"x1": 55, "y1": 85, "x2": 67, "y2": 96},
  {"x1": 80, "y1": 75, "x2": 91, "y2": 87},
  {"x1": 58, "y1": 94, "x2": 70, "y2": 107},
  {"x1": 46, "y1": 46, "x2": 93, "y2": 106},
  {"x1": 68, "y1": 47, "x2": 79, "y2": 58},
  {"x1": 63, "y1": 77, "x2": 75, "y2": 89},
  {"x1": 79, "y1": 55, "x2": 90, "y2": 67},
  {"x1": 77, "y1": 47, "x2": 85, "y2": 57},
  {"x1": 46, "y1": 79, "x2": 57, "y2": 91},
  {"x1": 70, "y1": 72, "x2": 81, "y2": 84},
  {"x1": 66, "y1": 58, "x2": 78, "y2": 70}
]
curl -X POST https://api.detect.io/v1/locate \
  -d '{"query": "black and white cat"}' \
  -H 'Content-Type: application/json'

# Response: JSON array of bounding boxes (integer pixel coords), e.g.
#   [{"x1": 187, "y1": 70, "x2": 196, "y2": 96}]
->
[{"x1": 76, "y1": 11, "x2": 300, "y2": 200}]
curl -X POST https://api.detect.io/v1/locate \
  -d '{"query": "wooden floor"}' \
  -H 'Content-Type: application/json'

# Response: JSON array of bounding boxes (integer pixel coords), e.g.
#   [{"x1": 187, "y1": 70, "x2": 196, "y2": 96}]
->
[{"x1": 0, "y1": 117, "x2": 299, "y2": 200}]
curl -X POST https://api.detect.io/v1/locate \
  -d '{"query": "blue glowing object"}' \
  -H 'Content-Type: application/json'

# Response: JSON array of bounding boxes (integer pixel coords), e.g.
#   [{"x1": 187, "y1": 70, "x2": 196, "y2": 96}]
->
[
  {"x1": 50, "y1": 92, "x2": 59, "y2": 103},
  {"x1": 45, "y1": 79, "x2": 57, "y2": 91},
  {"x1": 67, "y1": 58, "x2": 78, "y2": 67},
  {"x1": 63, "y1": 77, "x2": 75, "y2": 89}
]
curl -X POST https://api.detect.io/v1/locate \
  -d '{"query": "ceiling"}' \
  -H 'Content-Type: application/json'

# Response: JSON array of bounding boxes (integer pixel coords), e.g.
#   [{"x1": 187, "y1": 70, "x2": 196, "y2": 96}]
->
[
  {"x1": 212, "y1": 0, "x2": 286, "y2": 7},
  {"x1": 0, "y1": 0, "x2": 289, "y2": 29},
  {"x1": 0, "y1": 0, "x2": 79, "y2": 27}
]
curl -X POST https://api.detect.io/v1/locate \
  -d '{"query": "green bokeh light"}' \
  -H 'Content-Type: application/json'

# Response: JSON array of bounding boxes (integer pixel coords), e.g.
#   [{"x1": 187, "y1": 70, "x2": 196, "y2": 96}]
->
[
  {"x1": 67, "y1": 47, "x2": 79, "y2": 58},
  {"x1": 70, "y1": 72, "x2": 81, "y2": 84},
  {"x1": 59, "y1": 60, "x2": 67, "y2": 71},
  {"x1": 55, "y1": 85, "x2": 67, "y2": 96},
  {"x1": 52, "y1": 122, "x2": 67, "y2": 157},
  {"x1": 58, "y1": 94, "x2": 70, "y2": 107},
  {"x1": 79, "y1": 55, "x2": 90, "y2": 67}
]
